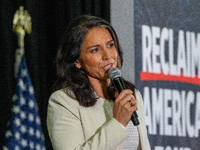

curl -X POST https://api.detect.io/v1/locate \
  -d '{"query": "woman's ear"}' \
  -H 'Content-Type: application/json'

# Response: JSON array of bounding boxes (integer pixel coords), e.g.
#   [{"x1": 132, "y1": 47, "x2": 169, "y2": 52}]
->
[{"x1": 74, "y1": 59, "x2": 81, "y2": 69}]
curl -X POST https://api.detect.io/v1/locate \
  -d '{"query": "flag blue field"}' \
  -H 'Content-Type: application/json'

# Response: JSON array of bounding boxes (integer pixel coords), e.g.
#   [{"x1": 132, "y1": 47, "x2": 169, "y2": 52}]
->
[{"x1": 3, "y1": 54, "x2": 46, "y2": 150}]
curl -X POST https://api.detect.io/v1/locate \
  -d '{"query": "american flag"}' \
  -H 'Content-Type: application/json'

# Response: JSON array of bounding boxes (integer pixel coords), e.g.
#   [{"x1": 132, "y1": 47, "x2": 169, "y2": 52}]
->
[{"x1": 3, "y1": 54, "x2": 46, "y2": 150}]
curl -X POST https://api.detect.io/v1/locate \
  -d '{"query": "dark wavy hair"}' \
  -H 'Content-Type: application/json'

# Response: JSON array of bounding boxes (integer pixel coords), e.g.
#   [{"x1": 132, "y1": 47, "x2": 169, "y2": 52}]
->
[{"x1": 53, "y1": 15, "x2": 135, "y2": 107}]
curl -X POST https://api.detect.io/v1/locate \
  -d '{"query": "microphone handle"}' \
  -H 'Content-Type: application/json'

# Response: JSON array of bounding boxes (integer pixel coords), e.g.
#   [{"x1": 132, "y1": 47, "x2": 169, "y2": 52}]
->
[
  {"x1": 113, "y1": 78, "x2": 140, "y2": 126},
  {"x1": 131, "y1": 112, "x2": 140, "y2": 126}
]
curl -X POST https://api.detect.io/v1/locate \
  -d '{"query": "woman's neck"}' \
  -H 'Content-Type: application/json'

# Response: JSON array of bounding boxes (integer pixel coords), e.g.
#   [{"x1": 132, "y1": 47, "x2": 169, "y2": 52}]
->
[{"x1": 88, "y1": 77, "x2": 111, "y2": 99}]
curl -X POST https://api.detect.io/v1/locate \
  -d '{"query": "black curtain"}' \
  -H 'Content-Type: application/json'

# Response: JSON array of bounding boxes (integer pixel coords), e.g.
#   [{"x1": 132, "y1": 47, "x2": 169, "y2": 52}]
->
[{"x1": 0, "y1": 0, "x2": 110, "y2": 149}]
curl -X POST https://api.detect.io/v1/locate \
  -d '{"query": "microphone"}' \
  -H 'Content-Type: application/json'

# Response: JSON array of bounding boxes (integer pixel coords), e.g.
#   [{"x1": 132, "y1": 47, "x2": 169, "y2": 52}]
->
[{"x1": 108, "y1": 67, "x2": 140, "y2": 126}]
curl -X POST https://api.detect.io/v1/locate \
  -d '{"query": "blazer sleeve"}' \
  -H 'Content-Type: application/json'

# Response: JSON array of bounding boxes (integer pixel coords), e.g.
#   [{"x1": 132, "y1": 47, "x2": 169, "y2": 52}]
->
[{"x1": 47, "y1": 90, "x2": 128, "y2": 150}]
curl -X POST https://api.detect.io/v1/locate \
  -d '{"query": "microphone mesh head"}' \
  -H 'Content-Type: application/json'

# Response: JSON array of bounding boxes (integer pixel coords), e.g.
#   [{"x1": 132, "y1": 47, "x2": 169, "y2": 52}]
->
[{"x1": 108, "y1": 67, "x2": 121, "y2": 80}]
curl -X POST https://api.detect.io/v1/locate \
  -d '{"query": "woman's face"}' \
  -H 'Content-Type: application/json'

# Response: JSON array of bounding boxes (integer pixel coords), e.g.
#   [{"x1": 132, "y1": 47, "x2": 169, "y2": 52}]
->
[{"x1": 75, "y1": 27, "x2": 118, "y2": 81}]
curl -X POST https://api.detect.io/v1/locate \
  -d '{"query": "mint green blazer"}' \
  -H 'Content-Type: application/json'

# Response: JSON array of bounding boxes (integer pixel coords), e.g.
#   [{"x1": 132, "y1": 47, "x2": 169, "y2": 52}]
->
[{"x1": 47, "y1": 89, "x2": 151, "y2": 150}]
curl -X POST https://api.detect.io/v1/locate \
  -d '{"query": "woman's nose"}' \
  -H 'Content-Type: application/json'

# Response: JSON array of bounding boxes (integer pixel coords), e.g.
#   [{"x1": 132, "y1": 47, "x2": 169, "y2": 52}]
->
[{"x1": 102, "y1": 48, "x2": 111, "y2": 60}]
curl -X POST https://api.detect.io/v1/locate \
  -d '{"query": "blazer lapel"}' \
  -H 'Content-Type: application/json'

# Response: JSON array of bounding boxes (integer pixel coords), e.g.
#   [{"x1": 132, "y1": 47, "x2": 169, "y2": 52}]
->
[{"x1": 103, "y1": 99, "x2": 114, "y2": 119}]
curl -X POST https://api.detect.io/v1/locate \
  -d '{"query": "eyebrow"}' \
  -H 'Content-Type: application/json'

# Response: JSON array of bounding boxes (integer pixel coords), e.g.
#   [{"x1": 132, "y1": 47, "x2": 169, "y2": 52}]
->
[{"x1": 86, "y1": 40, "x2": 114, "y2": 50}]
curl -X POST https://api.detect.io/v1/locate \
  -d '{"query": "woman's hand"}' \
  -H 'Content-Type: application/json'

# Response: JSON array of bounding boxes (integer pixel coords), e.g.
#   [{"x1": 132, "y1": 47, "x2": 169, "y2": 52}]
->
[{"x1": 113, "y1": 89, "x2": 137, "y2": 127}]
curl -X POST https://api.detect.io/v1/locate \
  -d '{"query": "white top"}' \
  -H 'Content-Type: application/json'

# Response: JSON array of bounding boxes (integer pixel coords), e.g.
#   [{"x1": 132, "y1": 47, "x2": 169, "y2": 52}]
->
[{"x1": 100, "y1": 98, "x2": 140, "y2": 150}]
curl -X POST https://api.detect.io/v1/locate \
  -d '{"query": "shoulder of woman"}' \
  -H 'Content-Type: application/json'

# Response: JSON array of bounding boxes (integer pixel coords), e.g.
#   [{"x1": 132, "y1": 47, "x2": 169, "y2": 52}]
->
[
  {"x1": 134, "y1": 88, "x2": 145, "y2": 112},
  {"x1": 134, "y1": 89, "x2": 143, "y2": 102},
  {"x1": 49, "y1": 88, "x2": 80, "y2": 113}
]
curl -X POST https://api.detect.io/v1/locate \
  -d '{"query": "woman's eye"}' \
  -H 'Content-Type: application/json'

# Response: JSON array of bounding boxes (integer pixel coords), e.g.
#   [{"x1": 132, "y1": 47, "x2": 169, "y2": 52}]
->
[
  {"x1": 108, "y1": 43, "x2": 114, "y2": 48},
  {"x1": 91, "y1": 48, "x2": 98, "y2": 53}
]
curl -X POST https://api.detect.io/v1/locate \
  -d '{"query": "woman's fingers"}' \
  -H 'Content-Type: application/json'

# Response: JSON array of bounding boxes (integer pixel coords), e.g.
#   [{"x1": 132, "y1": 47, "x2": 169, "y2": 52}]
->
[
  {"x1": 116, "y1": 90, "x2": 136, "y2": 106},
  {"x1": 115, "y1": 89, "x2": 133, "y2": 102},
  {"x1": 113, "y1": 89, "x2": 138, "y2": 127},
  {"x1": 123, "y1": 99, "x2": 137, "y2": 111},
  {"x1": 127, "y1": 100, "x2": 134, "y2": 107}
]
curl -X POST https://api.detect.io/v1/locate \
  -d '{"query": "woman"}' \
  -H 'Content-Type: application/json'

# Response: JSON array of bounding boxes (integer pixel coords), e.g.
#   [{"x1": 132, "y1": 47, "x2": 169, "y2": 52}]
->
[{"x1": 47, "y1": 15, "x2": 151, "y2": 150}]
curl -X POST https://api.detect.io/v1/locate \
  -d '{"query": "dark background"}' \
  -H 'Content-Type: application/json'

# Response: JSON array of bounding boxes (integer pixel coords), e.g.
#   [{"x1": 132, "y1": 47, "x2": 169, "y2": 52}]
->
[{"x1": 0, "y1": 0, "x2": 110, "y2": 149}]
